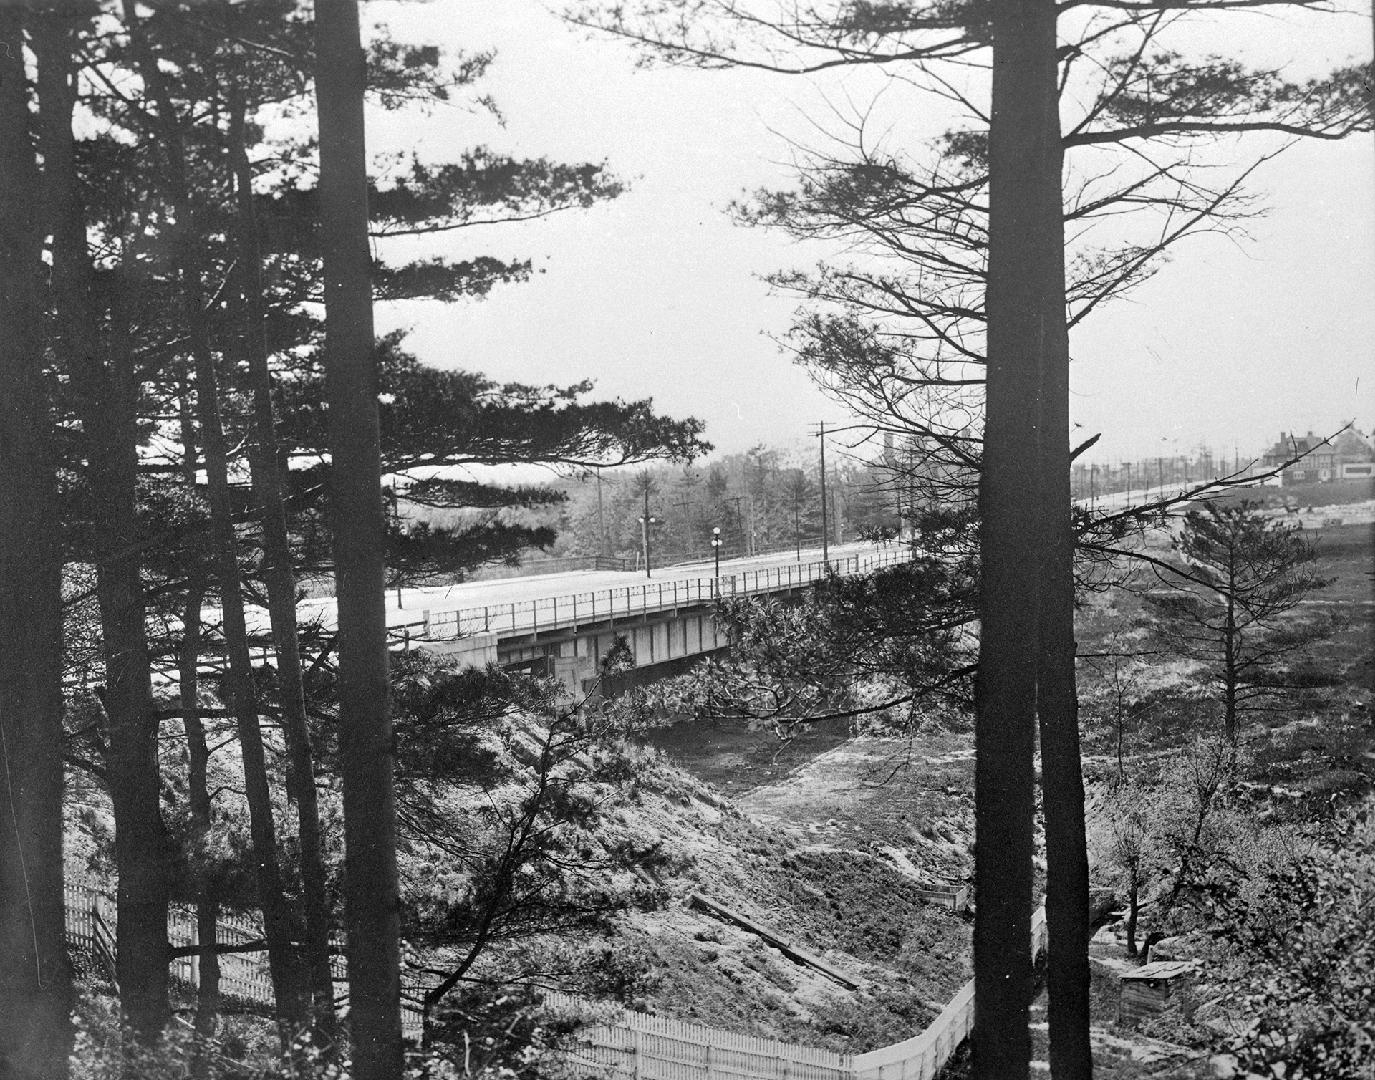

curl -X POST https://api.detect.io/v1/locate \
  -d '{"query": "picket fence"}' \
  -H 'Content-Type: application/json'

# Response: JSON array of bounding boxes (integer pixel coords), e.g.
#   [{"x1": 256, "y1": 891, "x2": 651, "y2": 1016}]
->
[
  {"x1": 63, "y1": 879, "x2": 423, "y2": 1037},
  {"x1": 547, "y1": 907, "x2": 1048, "y2": 1080},
  {"x1": 63, "y1": 881, "x2": 1046, "y2": 1079},
  {"x1": 543, "y1": 991, "x2": 853, "y2": 1080}
]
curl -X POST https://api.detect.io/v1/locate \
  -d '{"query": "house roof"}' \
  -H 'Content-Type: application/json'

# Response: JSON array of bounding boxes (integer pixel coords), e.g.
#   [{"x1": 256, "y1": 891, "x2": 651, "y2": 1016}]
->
[
  {"x1": 1332, "y1": 428, "x2": 1375, "y2": 458},
  {"x1": 1264, "y1": 429, "x2": 1375, "y2": 462}
]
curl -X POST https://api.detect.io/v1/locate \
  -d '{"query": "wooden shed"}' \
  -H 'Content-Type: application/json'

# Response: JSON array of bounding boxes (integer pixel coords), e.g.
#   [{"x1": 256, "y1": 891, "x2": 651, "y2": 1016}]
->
[
  {"x1": 913, "y1": 884, "x2": 969, "y2": 913},
  {"x1": 1119, "y1": 961, "x2": 1196, "y2": 1026}
]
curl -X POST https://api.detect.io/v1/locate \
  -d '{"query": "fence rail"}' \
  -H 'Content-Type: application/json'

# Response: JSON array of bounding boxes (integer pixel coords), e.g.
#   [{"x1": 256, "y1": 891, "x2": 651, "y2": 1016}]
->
[
  {"x1": 543, "y1": 991, "x2": 854, "y2": 1080},
  {"x1": 549, "y1": 906, "x2": 1048, "y2": 1080},
  {"x1": 406, "y1": 548, "x2": 913, "y2": 644},
  {"x1": 61, "y1": 795, "x2": 1044, "y2": 1076},
  {"x1": 64, "y1": 880, "x2": 424, "y2": 1037}
]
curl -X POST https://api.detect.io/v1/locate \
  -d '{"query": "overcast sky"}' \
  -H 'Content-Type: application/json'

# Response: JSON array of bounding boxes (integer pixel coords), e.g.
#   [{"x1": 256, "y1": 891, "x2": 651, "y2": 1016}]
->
[{"x1": 365, "y1": 1, "x2": 1374, "y2": 467}]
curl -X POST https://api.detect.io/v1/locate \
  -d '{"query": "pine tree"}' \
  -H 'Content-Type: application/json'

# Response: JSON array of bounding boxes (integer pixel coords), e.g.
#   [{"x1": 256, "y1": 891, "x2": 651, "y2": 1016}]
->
[
  {"x1": 1145, "y1": 501, "x2": 1329, "y2": 744},
  {"x1": 1, "y1": 11, "x2": 74, "y2": 1076},
  {"x1": 314, "y1": 1, "x2": 404, "y2": 1072}
]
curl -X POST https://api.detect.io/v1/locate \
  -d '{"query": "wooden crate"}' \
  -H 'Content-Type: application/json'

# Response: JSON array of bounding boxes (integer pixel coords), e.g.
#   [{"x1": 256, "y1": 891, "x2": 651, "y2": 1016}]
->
[{"x1": 1119, "y1": 961, "x2": 1196, "y2": 1027}]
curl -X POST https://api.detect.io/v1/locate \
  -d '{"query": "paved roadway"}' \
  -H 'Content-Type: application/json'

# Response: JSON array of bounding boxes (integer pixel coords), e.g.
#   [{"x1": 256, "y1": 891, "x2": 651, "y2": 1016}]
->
[{"x1": 285, "y1": 541, "x2": 895, "y2": 637}]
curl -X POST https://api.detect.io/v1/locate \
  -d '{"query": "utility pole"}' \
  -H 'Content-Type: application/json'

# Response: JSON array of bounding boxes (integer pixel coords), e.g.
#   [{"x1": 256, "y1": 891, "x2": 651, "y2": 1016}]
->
[
  {"x1": 818, "y1": 421, "x2": 829, "y2": 564},
  {"x1": 596, "y1": 466, "x2": 607, "y2": 559},
  {"x1": 725, "y1": 495, "x2": 744, "y2": 547},
  {"x1": 674, "y1": 494, "x2": 695, "y2": 558}
]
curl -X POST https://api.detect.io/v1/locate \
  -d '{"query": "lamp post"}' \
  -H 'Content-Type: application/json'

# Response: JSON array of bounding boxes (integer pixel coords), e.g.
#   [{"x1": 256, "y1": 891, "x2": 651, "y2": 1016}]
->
[
  {"x1": 639, "y1": 514, "x2": 659, "y2": 579},
  {"x1": 711, "y1": 526, "x2": 722, "y2": 595},
  {"x1": 638, "y1": 480, "x2": 659, "y2": 578}
]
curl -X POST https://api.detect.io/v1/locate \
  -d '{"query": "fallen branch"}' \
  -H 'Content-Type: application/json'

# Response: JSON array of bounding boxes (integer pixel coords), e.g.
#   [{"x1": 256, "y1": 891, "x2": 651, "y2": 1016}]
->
[{"x1": 687, "y1": 892, "x2": 864, "y2": 990}]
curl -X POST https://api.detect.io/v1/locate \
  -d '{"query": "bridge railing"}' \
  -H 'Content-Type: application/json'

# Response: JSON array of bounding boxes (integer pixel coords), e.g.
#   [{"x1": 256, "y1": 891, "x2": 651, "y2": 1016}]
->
[{"x1": 407, "y1": 547, "x2": 914, "y2": 643}]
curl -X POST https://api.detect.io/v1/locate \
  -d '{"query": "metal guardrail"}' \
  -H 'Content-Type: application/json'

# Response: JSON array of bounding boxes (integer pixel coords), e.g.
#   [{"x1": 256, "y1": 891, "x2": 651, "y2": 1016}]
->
[{"x1": 400, "y1": 548, "x2": 914, "y2": 645}]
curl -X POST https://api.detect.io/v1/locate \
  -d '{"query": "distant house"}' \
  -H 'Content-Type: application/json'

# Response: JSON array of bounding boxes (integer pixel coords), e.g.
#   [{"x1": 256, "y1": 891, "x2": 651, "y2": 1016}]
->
[{"x1": 1262, "y1": 429, "x2": 1375, "y2": 485}]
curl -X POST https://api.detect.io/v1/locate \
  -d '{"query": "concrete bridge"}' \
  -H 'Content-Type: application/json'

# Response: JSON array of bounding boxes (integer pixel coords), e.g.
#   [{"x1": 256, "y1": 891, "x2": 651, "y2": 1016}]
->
[{"x1": 340, "y1": 543, "x2": 913, "y2": 697}]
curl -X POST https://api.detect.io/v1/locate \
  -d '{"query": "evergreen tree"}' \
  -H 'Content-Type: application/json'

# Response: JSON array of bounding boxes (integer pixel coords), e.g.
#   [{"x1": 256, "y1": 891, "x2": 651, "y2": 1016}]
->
[
  {"x1": 566, "y1": 6, "x2": 1368, "y2": 1073},
  {"x1": 1144, "y1": 501, "x2": 1329, "y2": 744},
  {"x1": 1, "y1": 11, "x2": 74, "y2": 1076},
  {"x1": 314, "y1": 1, "x2": 403, "y2": 1073}
]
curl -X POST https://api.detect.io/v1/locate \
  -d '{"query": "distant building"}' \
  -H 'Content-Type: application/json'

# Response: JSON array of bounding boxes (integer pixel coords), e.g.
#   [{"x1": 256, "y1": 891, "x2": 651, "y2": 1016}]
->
[{"x1": 1262, "y1": 429, "x2": 1375, "y2": 485}]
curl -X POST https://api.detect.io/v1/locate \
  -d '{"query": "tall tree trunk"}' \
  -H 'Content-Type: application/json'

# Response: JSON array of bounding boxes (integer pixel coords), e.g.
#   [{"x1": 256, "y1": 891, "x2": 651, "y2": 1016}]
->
[
  {"x1": 186, "y1": 288, "x2": 309, "y2": 1040},
  {"x1": 227, "y1": 81, "x2": 337, "y2": 1044},
  {"x1": 315, "y1": 3, "x2": 404, "y2": 1074},
  {"x1": 976, "y1": 0, "x2": 1071, "y2": 1072},
  {"x1": 33, "y1": 12, "x2": 173, "y2": 1046},
  {"x1": 1026, "y1": 1, "x2": 1093, "y2": 1072},
  {"x1": 1222, "y1": 589, "x2": 1238, "y2": 743},
  {"x1": 119, "y1": 2, "x2": 309, "y2": 1038},
  {"x1": 1125, "y1": 876, "x2": 1139, "y2": 958},
  {"x1": 176, "y1": 395, "x2": 221, "y2": 1073},
  {"x1": 94, "y1": 284, "x2": 176, "y2": 1047},
  {"x1": 0, "y1": 14, "x2": 74, "y2": 1077},
  {"x1": 181, "y1": 575, "x2": 223, "y2": 1068},
  {"x1": 1037, "y1": 419, "x2": 1092, "y2": 1080}
]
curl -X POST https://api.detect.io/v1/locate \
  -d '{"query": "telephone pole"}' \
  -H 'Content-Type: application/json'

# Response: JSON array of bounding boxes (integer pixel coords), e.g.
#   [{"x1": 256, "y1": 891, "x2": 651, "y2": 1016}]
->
[
  {"x1": 674, "y1": 493, "x2": 695, "y2": 557},
  {"x1": 818, "y1": 421, "x2": 830, "y2": 564},
  {"x1": 596, "y1": 466, "x2": 608, "y2": 559}
]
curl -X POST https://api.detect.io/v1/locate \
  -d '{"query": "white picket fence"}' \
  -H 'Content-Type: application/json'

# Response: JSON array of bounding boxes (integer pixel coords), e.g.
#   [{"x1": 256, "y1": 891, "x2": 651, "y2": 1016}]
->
[
  {"x1": 63, "y1": 879, "x2": 423, "y2": 1037},
  {"x1": 64, "y1": 880, "x2": 1047, "y2": 1078},
  {"x1": 849, "y1": 908, "x2": 1047, "y2": 1080},
  {"x1": 543, "y1": 991, "x2": 853, "y2": 1080},
  {"x1": 547, "y1": 907, "x2": 1049, "y2": 1080}
]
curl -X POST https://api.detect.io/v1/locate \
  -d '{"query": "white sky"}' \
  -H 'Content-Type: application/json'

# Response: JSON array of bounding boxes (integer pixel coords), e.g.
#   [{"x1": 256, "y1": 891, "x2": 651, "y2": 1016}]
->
[{"x1": 365, "y1": 1, "x2": 1374, "y2": 466}]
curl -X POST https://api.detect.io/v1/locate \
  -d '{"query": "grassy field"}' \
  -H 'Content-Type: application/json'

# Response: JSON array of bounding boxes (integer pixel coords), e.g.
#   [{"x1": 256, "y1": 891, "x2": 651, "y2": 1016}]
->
[
  {"x1": 1077, "y1": 508, "x2": 1372, "y2": 777},
  {"x1": 1210, "y1": 476, "x2": 1375, "y2": 510},
  {"x1": 588, "y1": 735, "x2": 977, "y2": 1051},
  {"x1": 616, "y1": 497, "x2": 1371, "y2": 1069}
]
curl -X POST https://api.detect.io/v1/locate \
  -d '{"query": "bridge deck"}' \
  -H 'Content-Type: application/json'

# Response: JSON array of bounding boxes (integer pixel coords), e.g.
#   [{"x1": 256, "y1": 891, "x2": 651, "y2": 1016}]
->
[{"x1": 393, "y1": 543, "x2": 911, "y2": 643}]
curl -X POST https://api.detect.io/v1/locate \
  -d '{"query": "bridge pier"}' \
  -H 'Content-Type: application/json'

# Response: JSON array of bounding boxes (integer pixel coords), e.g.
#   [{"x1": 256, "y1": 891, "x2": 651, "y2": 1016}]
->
[
  {"x1": 396, "y1": 546, "x2": 912, "y2": 697},
  {"x1": 494, "y1": 607, "x2": 732, "y2": 699}
]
